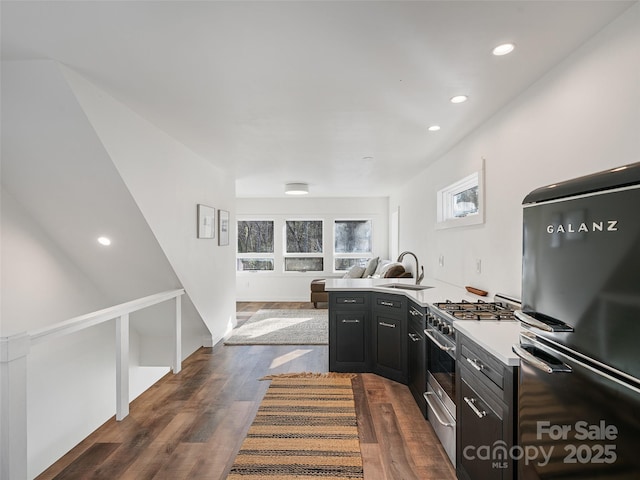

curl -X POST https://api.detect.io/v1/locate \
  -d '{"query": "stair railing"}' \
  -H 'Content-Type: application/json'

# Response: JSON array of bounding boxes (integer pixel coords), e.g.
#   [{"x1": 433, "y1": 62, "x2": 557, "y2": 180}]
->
[{"x1": 0, "y1": 288, "x2": 185, "y2": 480}]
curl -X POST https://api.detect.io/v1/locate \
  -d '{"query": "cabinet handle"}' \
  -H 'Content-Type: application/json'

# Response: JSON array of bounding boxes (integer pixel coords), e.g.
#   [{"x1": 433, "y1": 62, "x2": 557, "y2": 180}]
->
[
  {"x1": 341, "y1": 319, "x2": 360, "y2": 324},
  {"x1": 342, "y1": 298, "x2": 358, "y2": 303},
  {"x1": 464, "y1": 396, "x2": 487, "y2": 419},
  {"x1": 466, "y1": 357, "x2": 484, "y2": 371},
  {"x1": 379, "y1": 301, "x2": 395, "y2": 307},
  {"x1": 408, "y1": 333, "x2": 421, "y2": 342},
  {"x1": 410, "y1": 308, "x2": 424, "y2": 317},
  {"x1": 379, "y1": 321, "x2": 396, "y2": 328}
]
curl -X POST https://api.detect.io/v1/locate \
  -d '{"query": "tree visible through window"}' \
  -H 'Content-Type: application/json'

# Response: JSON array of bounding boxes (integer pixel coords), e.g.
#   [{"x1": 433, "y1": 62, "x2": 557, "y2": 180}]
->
[
  {"x1": 284, "y1": 220, "x2": 323, "y2": 272},
  {"x1": 334, "y1": 220, "x2": 372, "y2": 271},
  {"x1": 453, "y1": 185, "x2": 479, "y2": 218},
  {"x1": 237, "y1": 220, "x2": 274, "y2": 271},
  {"x1": 285, "y1": 221, "x2": 323, "y2": 253}
]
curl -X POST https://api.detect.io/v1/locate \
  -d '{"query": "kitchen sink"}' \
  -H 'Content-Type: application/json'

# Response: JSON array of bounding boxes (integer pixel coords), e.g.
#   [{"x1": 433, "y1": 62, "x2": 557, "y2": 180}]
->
[{"x1": 380, "y1": 283, "x2": 433, "y2": 291}]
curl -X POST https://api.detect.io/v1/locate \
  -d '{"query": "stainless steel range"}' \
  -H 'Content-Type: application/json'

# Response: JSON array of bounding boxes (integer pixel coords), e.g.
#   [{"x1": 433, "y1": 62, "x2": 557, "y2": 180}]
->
[{"x1": 424, "y1": 295, "x2": 519, "y2": 466}]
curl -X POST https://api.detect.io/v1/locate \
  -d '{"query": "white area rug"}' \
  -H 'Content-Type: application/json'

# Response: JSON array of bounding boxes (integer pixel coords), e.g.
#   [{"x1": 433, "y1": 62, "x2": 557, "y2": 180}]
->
[{"x1": 224, "y1": 309, "x2": 328, "y2": 345}]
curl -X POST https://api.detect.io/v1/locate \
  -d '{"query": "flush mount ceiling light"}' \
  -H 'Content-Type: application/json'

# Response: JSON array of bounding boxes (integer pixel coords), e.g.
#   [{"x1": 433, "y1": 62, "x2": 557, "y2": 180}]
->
[
  {"x1": 450, "y1": 95, "x2": 468, "y2": 104},
  {"x1": 428, "y1": 125, "x2": 441, "y2": 132},
  {"x1": 285, "y1": 182, "x2": 309, "y2": 195},
  {"x1": 492, "y1": 43, "x2": 515, "y2": 56},
  {"x1": 97, "y1": 236, "x2": 112, "y2": 246}
]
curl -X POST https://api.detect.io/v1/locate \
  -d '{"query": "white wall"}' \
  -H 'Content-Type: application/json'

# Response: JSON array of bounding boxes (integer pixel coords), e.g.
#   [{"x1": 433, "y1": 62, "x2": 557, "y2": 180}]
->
[
  {"x1": 62, "y1": 66, "x2": 237, "y2": 345},
  {"x1": 390, "y1": 4, "x2": 640, "y2": 300},
  {"x1": 1, "y1": 189, "x2": 173, "y2": 479},
  {"x1": 1, "y1": 59, "x2": 236, "y2": 478},
  {"x1": 236, "y1": 197, "x2": 389, "y2": 301}
]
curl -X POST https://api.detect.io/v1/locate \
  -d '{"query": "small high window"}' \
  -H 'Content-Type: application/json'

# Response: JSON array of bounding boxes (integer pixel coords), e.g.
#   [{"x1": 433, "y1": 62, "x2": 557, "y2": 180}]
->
[{"x1": 436, "y1": 169, "x2": 484, "y2": 229}]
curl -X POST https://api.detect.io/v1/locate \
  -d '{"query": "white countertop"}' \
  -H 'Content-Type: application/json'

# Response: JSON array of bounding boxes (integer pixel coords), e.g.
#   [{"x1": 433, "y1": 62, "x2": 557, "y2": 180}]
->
[
  {"x1": 325, "y1": 277, "x2": 523, "y2": 366},
  {"x1": 324, "y1": 277, "x2": 485, "y2": 306},
  {"x1": 454, "y1": 320, "x2": 522, "y2": 366}
]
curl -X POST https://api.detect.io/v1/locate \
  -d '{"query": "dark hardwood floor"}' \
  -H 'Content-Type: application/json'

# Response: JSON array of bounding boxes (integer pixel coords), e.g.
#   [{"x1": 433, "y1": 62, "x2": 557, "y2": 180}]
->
[{"x1": 36, "y1": 302, "x2": 455, "y2": 480}]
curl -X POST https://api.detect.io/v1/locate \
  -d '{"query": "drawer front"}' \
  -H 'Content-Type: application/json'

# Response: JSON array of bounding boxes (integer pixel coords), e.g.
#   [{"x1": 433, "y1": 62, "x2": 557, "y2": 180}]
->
[
  {"x1": 460, "y1": 339, "x2": 505, "y2": 392},
  {"x1": 332, "y1": 293, "x2": 369, "y2": 307},
  {"x1": 374, "y1": 293, "x2": 404, "y2": 311},
  {"x1": 458, "y1": 373, "x2": 509, "y2": 480}
]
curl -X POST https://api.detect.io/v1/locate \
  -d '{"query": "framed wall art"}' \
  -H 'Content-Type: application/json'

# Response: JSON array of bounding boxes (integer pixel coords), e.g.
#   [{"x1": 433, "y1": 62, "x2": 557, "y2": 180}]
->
[
  {"x1": 197, "y1": 204, "x2": 216, "y2": 239},
  {"x1": 218, "y1": 209, "x2": 229, "y2": 246}
]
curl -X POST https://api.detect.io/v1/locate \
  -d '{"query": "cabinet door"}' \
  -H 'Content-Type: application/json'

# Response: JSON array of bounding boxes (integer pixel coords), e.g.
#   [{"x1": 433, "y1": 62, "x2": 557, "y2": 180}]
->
[
  {"x1": 458, "y1": 372, "x2": 510, "y2": 480},
  {"x1": 408, "y1": 324, "x2": 427, "y2": 417},
  {"x1": 408, "y1": 302, "x2": 427, "y2": 415},
  {"x1": 329, "y1": 310, "x2": 369, "y2": 372},
  {"x1": 376, "y1": 314, "x2": 401, "y2": 369},
  {"x1": 372, "y1": 311, "x2": 406, "y2": 382},
  {"x1": 335, "y1": 311, "x2": 367, "y2": 363}
]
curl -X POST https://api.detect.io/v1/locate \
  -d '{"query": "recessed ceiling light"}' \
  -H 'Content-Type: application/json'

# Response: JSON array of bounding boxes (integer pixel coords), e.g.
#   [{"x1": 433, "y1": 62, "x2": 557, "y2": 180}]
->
[
  {"x1": 450, "y1": 95, "x2": 468, "y2": 104},
  {"x1": 428, "y1": 125, "x2": 441, "y2": 132},
  {"x1": 285, "y1": 183, "x2": 309, "y2": 195},
  {"x1": 492, "y1": 43, "x2": 515, "y2": 56},
  {"x1": 97, "y1": 236, "x2": 112, "y2": 246}
]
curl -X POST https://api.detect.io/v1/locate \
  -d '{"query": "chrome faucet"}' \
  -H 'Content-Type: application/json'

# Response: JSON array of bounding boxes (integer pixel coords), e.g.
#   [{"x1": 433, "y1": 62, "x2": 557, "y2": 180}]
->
[{"x1": 397, "y1": 251, "x2": 424, "y2": 285}]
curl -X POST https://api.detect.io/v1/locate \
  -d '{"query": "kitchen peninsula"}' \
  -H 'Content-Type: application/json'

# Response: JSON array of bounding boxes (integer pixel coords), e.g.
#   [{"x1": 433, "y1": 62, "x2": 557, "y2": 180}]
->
[
  {"x1": 325, "y1": 277, "x2": 522, "y2": 372},
  {"x1": 325, "y1": 277, "x2": 523, "y2": 478}
]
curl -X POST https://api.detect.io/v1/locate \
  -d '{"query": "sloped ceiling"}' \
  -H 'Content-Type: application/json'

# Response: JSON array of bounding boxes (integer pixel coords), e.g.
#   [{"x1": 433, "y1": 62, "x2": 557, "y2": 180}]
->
[
  {"x1": 1, "y1": 1, "x2": 635, "y2": 197},
  {"x1": 1, "y1": 60, "x2": 208, "y2": 340}
]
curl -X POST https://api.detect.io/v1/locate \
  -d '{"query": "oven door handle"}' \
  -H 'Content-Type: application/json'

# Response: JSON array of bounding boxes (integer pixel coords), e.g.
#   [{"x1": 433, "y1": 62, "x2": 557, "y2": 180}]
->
[
  {"x1": 512, "y1": 344, "x2": 572, "y2": 374},
  {"x1": 424, "y1": 329, "x2": 454, "y2": 351},
  {"x1": 424, "y1": 392, "x2": 454, "y2": 428},
  {"x1": 514, "y1": 310, "x2": 573, "y2": 333}
]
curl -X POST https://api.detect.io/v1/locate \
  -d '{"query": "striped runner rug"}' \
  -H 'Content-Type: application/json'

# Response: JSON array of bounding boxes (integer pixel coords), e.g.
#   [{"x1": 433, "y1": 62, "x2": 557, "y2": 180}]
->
[{"x1": 227, "y1": 373, "x2": 363, "y2": 479}]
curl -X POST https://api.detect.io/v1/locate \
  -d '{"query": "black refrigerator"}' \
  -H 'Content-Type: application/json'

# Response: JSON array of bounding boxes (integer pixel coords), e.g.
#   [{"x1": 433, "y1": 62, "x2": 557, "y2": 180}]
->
[{"x1": 512, "y1": 162, "x2": 640, "y2": 479}]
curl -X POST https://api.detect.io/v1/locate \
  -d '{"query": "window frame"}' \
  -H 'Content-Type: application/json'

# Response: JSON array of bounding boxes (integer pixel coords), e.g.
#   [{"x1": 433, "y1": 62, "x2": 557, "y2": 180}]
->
[
  {"x1": 282, "y1": 219, "x2": 325, "y2": 273},
  {"x1": 436, "y1": 168, "x2": 485, "y2": 230},
  {"x1": 236, "y1": 219, "x2": 276, "y2": 272}
]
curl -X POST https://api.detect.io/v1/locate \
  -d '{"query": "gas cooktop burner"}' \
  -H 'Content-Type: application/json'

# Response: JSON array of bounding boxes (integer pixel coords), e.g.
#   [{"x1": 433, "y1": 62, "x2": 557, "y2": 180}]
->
[{"x1": 432, "y1": 300, "x2": 517, "y2": 321}]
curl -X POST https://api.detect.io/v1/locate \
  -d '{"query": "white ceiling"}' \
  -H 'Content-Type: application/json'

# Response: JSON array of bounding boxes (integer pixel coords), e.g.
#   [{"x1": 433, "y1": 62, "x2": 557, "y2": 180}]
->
[{"x1": 1, "y1": 1, "x2": 635, "y2": 197}]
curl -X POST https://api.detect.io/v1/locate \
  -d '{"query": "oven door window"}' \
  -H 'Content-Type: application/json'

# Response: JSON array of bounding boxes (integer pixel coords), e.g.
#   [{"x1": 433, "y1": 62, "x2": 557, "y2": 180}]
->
[{"x1": 428, "y1": 336, "x2": 456, "y2": 406}]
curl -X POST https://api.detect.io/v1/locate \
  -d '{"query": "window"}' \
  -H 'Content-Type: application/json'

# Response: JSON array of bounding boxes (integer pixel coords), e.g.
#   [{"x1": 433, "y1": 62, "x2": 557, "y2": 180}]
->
[
  {"x1": 334, "y1": 220, "x2": 372, "y2": 271},
  {"x1": 436, "y1": 169, "x2": 484, "y2": 229},
  {"x1": 236, "y1": 217, "x2": 378, "y2": 274},
  {"x1": 237, "y1": 220, "x2": 274, "y2": 271},
  {"x1": 284, "y1": 220, "x2": 324, "y2": 272}
]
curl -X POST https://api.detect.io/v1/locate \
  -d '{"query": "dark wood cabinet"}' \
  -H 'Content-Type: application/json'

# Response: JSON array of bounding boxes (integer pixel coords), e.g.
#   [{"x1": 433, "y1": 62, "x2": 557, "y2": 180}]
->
[
  {"x1": 329, "y1": 291, "x2": 409, "y2": 384},
  {"x1": 456, "y1": 333, "x2": 517, "y2": 480},
  {"x1": 407, "y1": 301, "x2": 427, "y2": 417},
  {"x1": 372, "y1": 293, "x2": 407, "y2": 383},
  {"x1": 329, "y1": 292, "x2": 370, "y2": 372}
]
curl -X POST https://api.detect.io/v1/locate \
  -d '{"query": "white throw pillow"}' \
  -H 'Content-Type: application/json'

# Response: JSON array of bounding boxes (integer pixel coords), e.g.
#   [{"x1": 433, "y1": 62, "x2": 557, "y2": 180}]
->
[
  {"x1": 363, "y1": 257, "x2": 379, "y2": 277},
  {"x1": 343, "y1": 265, "x2": 366, "y2": 278}
]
